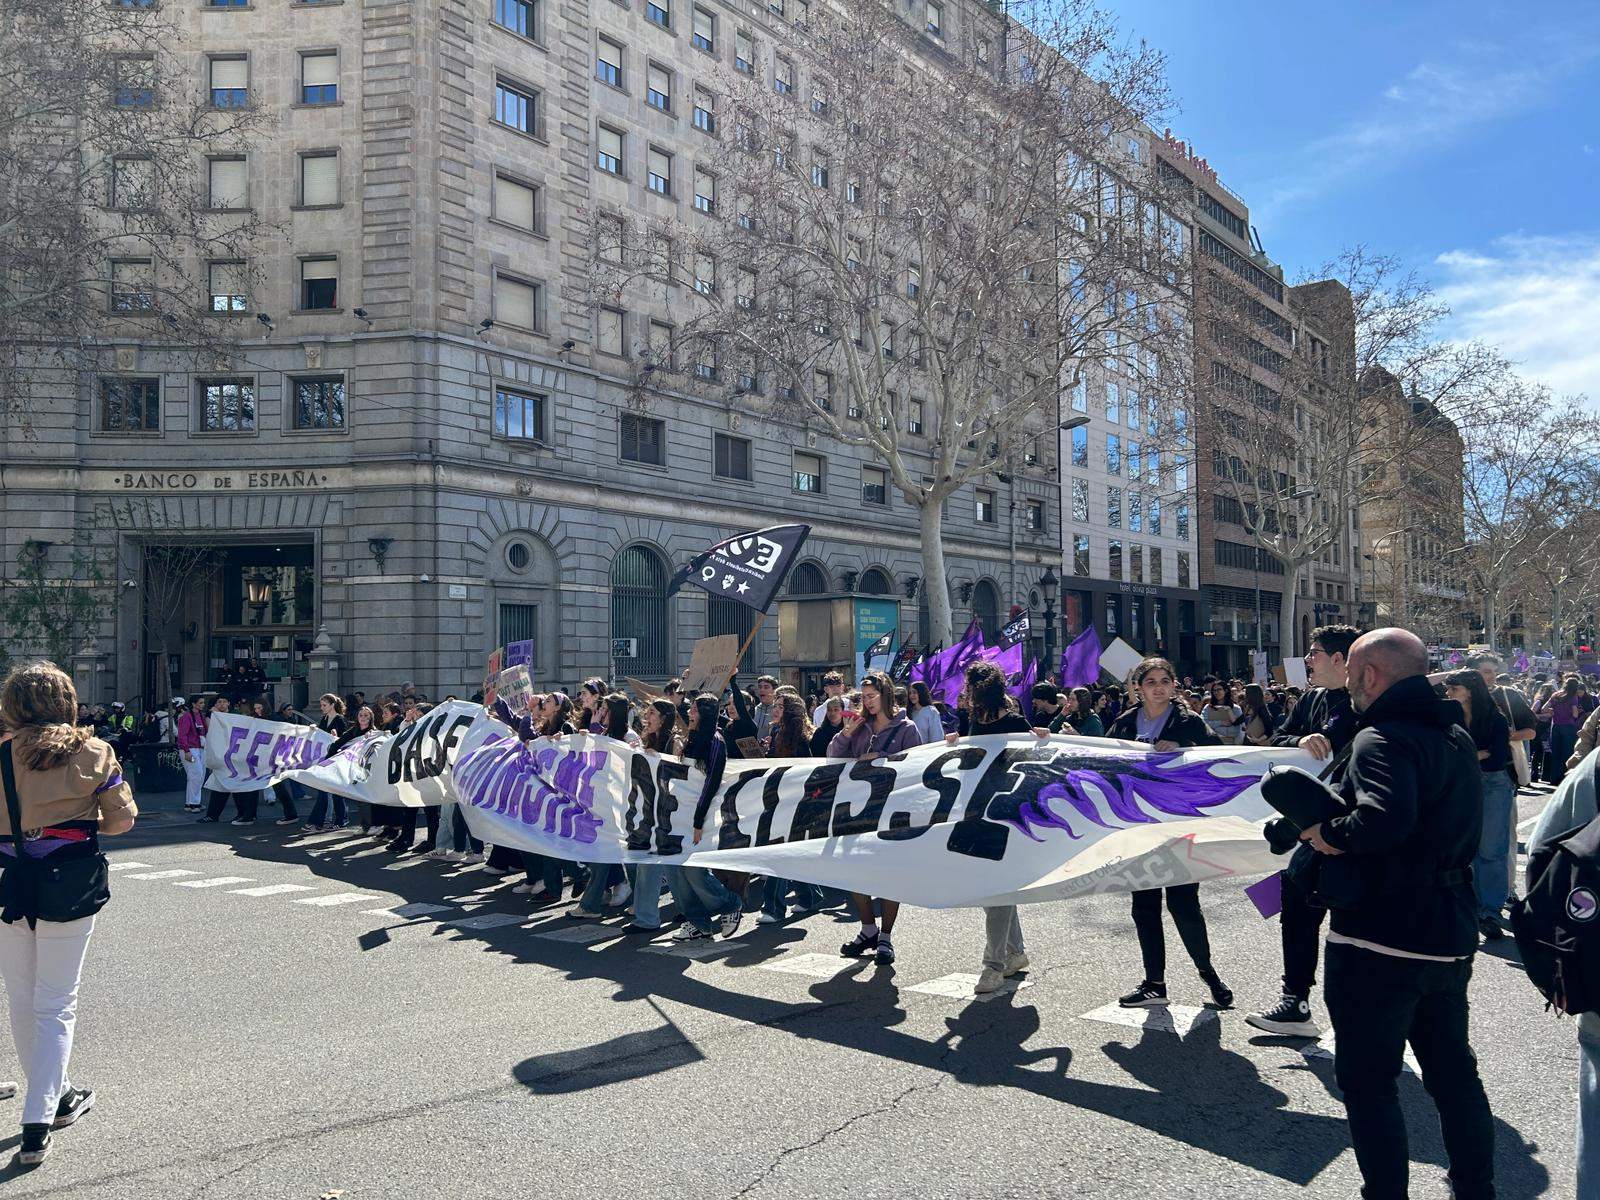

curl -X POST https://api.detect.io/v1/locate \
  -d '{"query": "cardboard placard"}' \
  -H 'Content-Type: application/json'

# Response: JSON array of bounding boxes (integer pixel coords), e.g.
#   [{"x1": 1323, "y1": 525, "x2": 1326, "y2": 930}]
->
[
  {"x1": 1250, "y1": 650, "x2": 1270, "y2": 687},
  {"x1": 681, "y1": 634, "x2": 742, "y2": 694},
  {"x1": 625, "y1": 677, "x2": 667, "y2": 703},
  {"x1": 1282, "y1": 658, "x2": 1309, "y2": 689},
  {"x1": 496, "y1": 664, "x2": 535, "y2": 714},
  {"x1": 1098, "y1": 637, "x2": 1145, "y2": 684}
]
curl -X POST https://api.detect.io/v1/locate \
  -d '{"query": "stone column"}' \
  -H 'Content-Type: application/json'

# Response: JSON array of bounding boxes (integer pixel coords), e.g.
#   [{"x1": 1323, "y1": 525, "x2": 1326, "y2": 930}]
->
[{"x1": 305, "y1": 624, "x2": 340, "y2": 704}]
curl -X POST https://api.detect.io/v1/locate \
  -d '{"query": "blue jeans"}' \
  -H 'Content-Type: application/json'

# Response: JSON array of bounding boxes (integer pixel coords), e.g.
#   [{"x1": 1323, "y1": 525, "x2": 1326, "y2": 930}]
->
[
  {"x1": 1473, "y1": 769, "x2": 1516, "y2": 919},
  {"x1": 579, "y1": 864, "x2": 624, "y2": 911},
  {"x1": 1580, "y1": 1023, "x2": 1600, "y2": 1200},
  {"x1": 433, "y1": 803, "x2": 482, "y2": 854},
  {"x1": 625, "y1": 863, "x2": 666, "y2": 928},
  {"x1": 667, "y1": 866, "x2": 739, "y2": 934},
  {"x1": 306, "y1": 790, "x2": 346, "y2": 826},
  {"x1": 760, "y1": 877, "x2": 822, "y2": 919}
]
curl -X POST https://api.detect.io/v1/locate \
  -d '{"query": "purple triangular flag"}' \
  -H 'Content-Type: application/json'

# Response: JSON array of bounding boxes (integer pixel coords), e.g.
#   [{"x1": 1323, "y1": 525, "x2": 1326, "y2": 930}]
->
[{"x1": 1058, "y1": 626, "x2": 1102, "y2": 688}]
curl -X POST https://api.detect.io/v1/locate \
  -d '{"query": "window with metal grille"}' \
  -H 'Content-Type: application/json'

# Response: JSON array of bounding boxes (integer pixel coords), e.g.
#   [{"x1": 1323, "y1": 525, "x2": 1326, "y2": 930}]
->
[
  {"x1": 862, "y1": 466, "x2": 887, "y2": 505},
  {"x1": 621, "y1": 413, "x2": 664, "y2": 465},
  {"x1": 100, "y1": 378, "x2": 160, "y2": 433},
  {"x1": 293, "y1": 376, "x2": 345, "y2": 429},
  {"x1": 611, "y1": 547, "x2": 669, "y2": 674},
  {"x1": 708, "y1": 595, "x2": 754, "y2": 642},
  {"x1": 499, "y1": 603, "x2": 537, "y2": 650}
]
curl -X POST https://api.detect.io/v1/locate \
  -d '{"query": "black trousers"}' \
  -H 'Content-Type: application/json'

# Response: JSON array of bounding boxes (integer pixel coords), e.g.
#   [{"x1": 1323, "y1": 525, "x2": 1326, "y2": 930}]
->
[
  {"x1": 205, "y1": 788, "x2": 258, "y2": 821},
  {"x1": 1324, "y1": 940, "x2": 1495, "y2": 1200},
  {"x1": 394, "y1": 805, "x2": 440, "y2": 846},
  {"x1": 1281, "y1": 869, "x2": 1328, "y2": 999},
  {"x1": 1130, "y1": 883, "x2": 1214, "y2": 982},
  {"x1": 274, "y1": 781, "x2": 300, "y2": 819}
]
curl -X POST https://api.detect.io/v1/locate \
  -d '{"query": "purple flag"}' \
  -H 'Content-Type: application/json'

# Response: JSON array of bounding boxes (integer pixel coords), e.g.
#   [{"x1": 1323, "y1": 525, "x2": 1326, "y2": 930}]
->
[
  {"x1": 979, "y1": 640, "x2": 1026, "y2": 678},
  {"x1": 1008, "y1": 656, "x2": 1038, "y2": 704},
  {"x1": 921, "y1": 620, "x2": 987, "y2": 706},
  {"x1": 1058, "y1": 626, "x2": 1102, "y2": 688},
  {"x1": 1513, "y1": 651, "x2": 1530, "y2": 674},
  {"x1": 1447, "y1": 650, "x2": 1463, "y2": 666}
]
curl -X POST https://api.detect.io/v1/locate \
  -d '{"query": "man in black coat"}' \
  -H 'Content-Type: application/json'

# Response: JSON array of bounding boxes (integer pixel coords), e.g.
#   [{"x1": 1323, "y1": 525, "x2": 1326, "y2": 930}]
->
[
  {"x1": 1299, "y1": 628, "x2": 1494, "y2": 1200},
  {"x1": 1248, "y1": 623, "x2": 1362, "y2": 1036}
]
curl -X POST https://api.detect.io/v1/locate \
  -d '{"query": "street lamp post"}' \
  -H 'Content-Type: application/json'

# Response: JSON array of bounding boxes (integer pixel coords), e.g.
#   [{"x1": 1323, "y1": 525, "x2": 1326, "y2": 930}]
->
[{"x1": 1040, "y1": 566, "x2": 1059, "y2": 680}]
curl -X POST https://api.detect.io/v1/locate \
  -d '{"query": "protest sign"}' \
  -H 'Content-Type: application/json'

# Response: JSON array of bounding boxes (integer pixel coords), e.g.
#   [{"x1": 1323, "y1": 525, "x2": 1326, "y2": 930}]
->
[
  {"x1": 681, "y1": 634, "x2": 742, "y2": 694},
  {"x1": 625, "y1": 677, "x2": 667, "y2": 702},
  {"x1": 1250, "y1": 650, "x2": 1269, "y2": 686},
  {"x1": 496, "y1": 664, "x2": 535, "y2": 713},
  {"x1": 1098, "y1": 637, "x2": 1144, "y2": 684},
  {"x1": 1282, "y1": 657, "x2": 1308, "y2": 689}
]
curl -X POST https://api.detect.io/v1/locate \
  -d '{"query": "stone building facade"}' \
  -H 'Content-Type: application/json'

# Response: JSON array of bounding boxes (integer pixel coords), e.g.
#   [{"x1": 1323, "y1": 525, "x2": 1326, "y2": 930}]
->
[{"x1": 0, "y1": 0, "x2": 1059, "y2": 706}]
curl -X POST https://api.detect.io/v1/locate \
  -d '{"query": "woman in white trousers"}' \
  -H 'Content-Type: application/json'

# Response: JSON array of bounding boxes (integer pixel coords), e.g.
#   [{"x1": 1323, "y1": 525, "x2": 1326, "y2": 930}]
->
[{"x1": 176, "y1": 696, "x2": 208, "y2": 813}]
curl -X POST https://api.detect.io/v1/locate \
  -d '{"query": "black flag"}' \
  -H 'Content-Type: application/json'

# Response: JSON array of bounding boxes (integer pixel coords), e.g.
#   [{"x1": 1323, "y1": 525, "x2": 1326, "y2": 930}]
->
[
  {"x1": 889, "y1": 640, "x2": 919, "y2": 682},
  {"x1": 998, "y1": 611, "x2": 1031, "y2": 648},
  {"x1": 862, "y1": 630, "x2": 895, "y2": 671},
  {"x1": 667, "y1": 523, "x2": 811, "y2": 613}
]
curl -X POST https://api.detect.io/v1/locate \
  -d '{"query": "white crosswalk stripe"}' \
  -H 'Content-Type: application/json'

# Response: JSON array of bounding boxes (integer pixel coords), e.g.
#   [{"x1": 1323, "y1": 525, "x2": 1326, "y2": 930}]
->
[
  {"x1": 532, "y1": 923, "x2": 623, "y2": 945},
  {"x1": 361, "y1": 902, "x2": 454, "y2": 919},
  {"x1": 442, "y1": 912, "x2": 526, "y2": 931},
  {"x1": 295, "y1": 892, "x2": 384, "y2": 907},
  {"x1": 1079, "y1": 1001, "x2": 1215, "y2": 1036},
  {"x1": 911, "y1": 972, "x2": 1034, "y2": 1001},
  {"x1": 172, "y1": 876, "x2": 257, "y2": 889},
  {"x1": 756, "y1": 951, "x2": 855, "y2": 979},
  {"x1": 228, "y1": 883, "x2": 316, "y2": 897},
  {"x1": 124, "y1": 869, "x2": 201, "y2": 881},
  {"x1": 107, "y1": 861, "x2": 153, "y2": 872}
]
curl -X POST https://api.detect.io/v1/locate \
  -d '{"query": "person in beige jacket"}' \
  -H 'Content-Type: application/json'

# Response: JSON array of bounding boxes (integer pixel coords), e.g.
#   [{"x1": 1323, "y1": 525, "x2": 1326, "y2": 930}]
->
[
  {"x1": 1568, "y1": 703, "x2": 1600, "y2": 771},
  {"x1": 0, "y1": 662, "x2": 135, "y2": 1167}
]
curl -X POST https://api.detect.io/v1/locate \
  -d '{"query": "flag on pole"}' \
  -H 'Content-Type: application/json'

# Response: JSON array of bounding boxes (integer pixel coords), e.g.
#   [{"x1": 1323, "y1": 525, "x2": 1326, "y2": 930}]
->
[
  {"x1": 1008, "y1": 655, "x2": 1038, "y2": 703},
  {"x1": 998, "y1": 611, "x2": 1031, "y2": 648},
  {"x1": 1059, "y1": 626, "x2": 1103, "y2": 688},
  {"x1": 889, "y1": 640, "x2": 919, "y2": 683},
  {"x1": 1513, "y1": 650, "x2": 1530, "y2": 674},
  {"x1": 667, "y1": 523, "x2": 811, "y2": 612},
  {"x1": 862, "y1": 630, "x2": 895, "y2": 672}
]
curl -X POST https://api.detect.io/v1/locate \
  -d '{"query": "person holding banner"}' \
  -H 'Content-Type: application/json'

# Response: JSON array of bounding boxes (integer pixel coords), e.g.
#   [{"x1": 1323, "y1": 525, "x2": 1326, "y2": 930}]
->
[
  {"x1": 577, "y1": 680, "x2": 609, "y2": 735},
  {"x1": 176, "y1": 696, "x2": 209, "y2": 814},
  {"x1": 573, "y1": 695, "x2": 641, "y2": 916},
  {"x1": 303, "y1": 695, "x2": 349, "y2": 831},
  {"x1": 668, "y1": 697, "x2": 744, "y2": 942},
  {"x1": 1106, "y1": 659, "x2": 1234, "y2": 1010},
  {"x1": 620, "y1": 700, "x2": 680, "y2": 932},
  {"x1": 756, "y1": 695, "x2": 823, "y2": 925},
  {"x1": 829, "y1": 672, "x2": 922, "y2": 965}
]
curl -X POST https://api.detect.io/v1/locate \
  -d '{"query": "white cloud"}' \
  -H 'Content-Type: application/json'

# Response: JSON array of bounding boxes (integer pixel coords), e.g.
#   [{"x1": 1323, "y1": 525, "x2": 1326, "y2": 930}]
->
[{"x1": 1434, "y1": 234, "x2": 1600, "y2": 401}]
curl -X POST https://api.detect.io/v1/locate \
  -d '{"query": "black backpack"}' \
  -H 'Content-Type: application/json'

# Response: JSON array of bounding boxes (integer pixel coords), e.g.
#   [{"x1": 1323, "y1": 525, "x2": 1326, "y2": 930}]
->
[{"x1": 1511, "y1": 814, "x2": 1600, "y2": 1017}]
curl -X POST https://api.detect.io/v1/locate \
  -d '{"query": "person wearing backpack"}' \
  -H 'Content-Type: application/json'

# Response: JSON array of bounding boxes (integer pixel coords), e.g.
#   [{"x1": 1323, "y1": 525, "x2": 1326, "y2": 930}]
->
[
  {"x1": 1525, "y1": 740, "x2": 1600, "y2": 1198},
  {"x1": 1296, "y1": 629, "x2": 1495, "y2": 1200},
  {"x1": 0, "y1": 662, "x2": 137, "y2": 1167}
]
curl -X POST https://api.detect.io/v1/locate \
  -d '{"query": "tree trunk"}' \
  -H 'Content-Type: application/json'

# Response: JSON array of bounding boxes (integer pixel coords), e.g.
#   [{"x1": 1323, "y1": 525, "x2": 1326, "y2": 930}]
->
[
  {"x1": 919, "y1": 497, "x2": 953, "y2": 647},
  {"x1": 1483, "y1": 585, "x2": 1498, "y2": 655},
  {"x1": 1279, "y1": 563, "x2": 1300, "y2": 659}
]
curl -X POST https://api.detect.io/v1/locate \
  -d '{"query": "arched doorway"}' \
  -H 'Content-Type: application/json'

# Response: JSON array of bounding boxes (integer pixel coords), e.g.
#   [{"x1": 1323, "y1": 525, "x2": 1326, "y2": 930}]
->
[
  {"x1": 787, "y1": 561, "x2": 827, "y2": 595},
  {"x1": 611, "y1": 545, "x2": 670, "y2": 675},
  {"x1": 972, "y1": 578, "x2": 1000, "y2": 641},
  {"x1": 858, "y1": 567, "x2": 892, "y2": 596}
]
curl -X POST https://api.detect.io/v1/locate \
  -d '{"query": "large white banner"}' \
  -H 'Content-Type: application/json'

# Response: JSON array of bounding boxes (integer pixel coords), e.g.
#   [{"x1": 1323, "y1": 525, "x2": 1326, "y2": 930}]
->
[{"x1": 204, "y1": 708, "x2": 1316, "y2": 908}]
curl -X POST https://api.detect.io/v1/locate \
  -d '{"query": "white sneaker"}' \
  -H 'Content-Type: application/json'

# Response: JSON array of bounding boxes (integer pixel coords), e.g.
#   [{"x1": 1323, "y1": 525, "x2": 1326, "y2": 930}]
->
[
  {"x1": 974, "y1": 966, "x2": 1007, "y2": 994},
  {"x1": 424, "y1": 849, "x2": 453, "y2": 861},
  {"x1": 604, "y1": 881, "x2": 632, "y2": 908},
  {"x1": 671, "y1": 923, "x2": 710, "y2": 942},
  {"x1": 461, "y1": 852, "x2": 486, "y2": 864},
  {"x1": 571, "y1": 907, "x2": 602, "y2": 920},
  {"x1": 756, "y1": 911, "x2": 781, "y2": 925},
  {"x1": 481, "y1": 864, "x2": 508, "y2": 875},
  {"x1": 1003, "y1": 951, "x2": 1030, "y2": 977},
  {"x1": 513, "y1": 881, "x2": 547, "y2": 897}
]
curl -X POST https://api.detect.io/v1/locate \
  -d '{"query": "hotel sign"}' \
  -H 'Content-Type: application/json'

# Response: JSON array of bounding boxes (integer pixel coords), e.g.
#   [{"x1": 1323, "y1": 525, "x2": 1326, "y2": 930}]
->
[
  {"x1": 1161, "y1": 128, "x2": 1218, "y2": 184},
  {"x1": 106, "y1": 468, "x2": 340, "y2": 492}
]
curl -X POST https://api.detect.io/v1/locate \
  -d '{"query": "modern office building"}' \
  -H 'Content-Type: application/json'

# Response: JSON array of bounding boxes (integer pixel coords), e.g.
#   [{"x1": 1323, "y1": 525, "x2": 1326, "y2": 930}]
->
[{"x1": 1, "y1": 0, "x2": 1069, "y2": 705}]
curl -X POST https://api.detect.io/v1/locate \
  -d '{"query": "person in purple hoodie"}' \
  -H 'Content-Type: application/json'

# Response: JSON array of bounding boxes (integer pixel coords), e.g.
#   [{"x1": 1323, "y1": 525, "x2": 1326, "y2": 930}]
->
[{"x1": 828, "y1": 671, "x2": 922, "y2": 965}]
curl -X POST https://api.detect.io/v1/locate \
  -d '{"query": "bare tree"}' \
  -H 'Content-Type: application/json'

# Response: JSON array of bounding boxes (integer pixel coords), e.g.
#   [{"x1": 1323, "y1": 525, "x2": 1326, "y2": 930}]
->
[
  {"x1": 0, "y1": 0, "x2": 274, "y2": 428},
  {"x1": 586, "y1": 0, "x2": 1182, "y2": 644}
]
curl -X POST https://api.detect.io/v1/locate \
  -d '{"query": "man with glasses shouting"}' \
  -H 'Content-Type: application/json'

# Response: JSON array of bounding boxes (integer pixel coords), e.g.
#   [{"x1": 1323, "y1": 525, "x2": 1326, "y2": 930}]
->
[{"x1": 1246, "y1": 623, "x2": 1364, "y2": 1037}]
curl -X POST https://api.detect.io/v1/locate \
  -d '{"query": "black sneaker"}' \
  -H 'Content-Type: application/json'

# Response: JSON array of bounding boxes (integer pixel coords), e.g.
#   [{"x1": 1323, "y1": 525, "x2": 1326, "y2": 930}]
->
[
  {"x1": 52, "y1": 1086, "x2": 94, "y2": 1129},
  {"x1": 718, "y1": 906, "x2": 744, "y2": 940},
  {"x1": 1202, "y1": 974, "x2": 1235, "y2": 1010},
  {"x1": 195, "y1": 816, "x2": 218, "y2": 823},
  {"x1": 1118, "y1": 981, "x2": 1169, "y2": 1008},
  {"x1": 1245, "y1": 994, "x2": 1318, "y2": 1037},
  {"x1": 874, "y1": 939, "x2": 895, "y2": 966},
  {"x1": 840, "y1": 930, "x2": 879, "y2": 958},
  {"x1": 17, "y1": 1124, "x2": 50, "y2": 1166},
  {"x1": 1479, "y1": 917, "x2": 1505, "y2": 941}
]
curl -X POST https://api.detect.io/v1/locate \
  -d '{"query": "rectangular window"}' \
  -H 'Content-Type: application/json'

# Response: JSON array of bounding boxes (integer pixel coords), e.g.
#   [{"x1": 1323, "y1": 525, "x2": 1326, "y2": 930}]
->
[
  {"x1": 621, "y1": 412, "x2": 665, "y2": 465},
  {"x1": 100, "y1": 377, "x2": 160, "y2": 433},
  {"x1": 735, "y1": 30, "x2": 754, "y2": 74},
  {"x1": 693, "y1": 338, "x2": 718, "y2": 381},
  {"x1": 975, "y1": 488, "x2": 996, "y2": 524},
  {"x1": 693, "y1": 87, "x2": 716, "y2": 133},
  {"x1": 1026, "y1": 501, "x2": 1044, "y2": 532},
  {"x1": 109, "y1": 259, "x2": 154, "y2": 311},
  {"x1": 208, "y1": 57, "x2": 248, "y2": 108},
  {"x1": 113, "y1": 57, "x2": 155, "y2": 108},
  {"x1": 909, "y1": 398, "x2": 924, "y2": 434},
  {"x1": 1176, "y1": 502, "x2": 1190, "y2": 540},
  {"x1": 1149, "y1": 549, "x2": 1163, "y2": 586},
  {"x1": 1107, "y1": 486, "x2": 1121, "y2": 528},
  {"x1": 926, "y1": 0, "x2": 943, "y2": 36},
  {"x1": 207, "y1": 260, "x2": 247, "y2": 312},
  {"x1": 1071, "y1": 377, "x2": 1087, "y2": 412},
  {"x1": 292, "y1": 376, "x2": 346, "y2": 430},
  {"x1": 1108, "y1": 538, "x2": 1123, "y2": 581},
  {"x1": 774, "y1": 55, "x2": 794, "y2": 95},
  {"x1": 810, "y1": 158, "x2": 829, "y2": 189},
  {"x1": 299, "y1": 257, "x2": 337, "y2": 310},
  {"x1": 495, "y1": 77, "x2": 535, "y2": 134},
  {"x1": 1131, "y1": 545, "x2": 1144, "y2": 584},
  {"x1": 793, "y1": 452, "x2": 823, "y2": 493},
  {"x1": 694, "y1": 169, "x2": 716, "y2": 214},
  {"x1": 1105, "y1": 380, "x2": 1119, "y2": 424},
  {"x1": 492, "y1": 272, "x2": 539, "y2": 329},
  {"x1": 1071, "y1": 425, "x2": 1088, "y2": 467},
  {"x1": 1106, "y1": 432, "x2": 1121, "y2": 475},
  {"x1": 813, "y1": 369, "x2": 833, "y2": 410},
  {"x1": 494, "y1": 386, "x2": 546, "y2": 440},
  {"x1": 714, "y1": 433, "x2": 751, "y2": 481},
  {"x1": 734, "y1": 266, "x2": 755, "y2": 309},
  {"x1": 692, "y1": 252, "x2": 714, "y2": 295},
  {"x1": 692, "y1": 5, "x2": 715, "y2": 51},
  {"x1": 492, "y1": 172, "x2": 537, "y2": 232},
  {"x1": 208, "y1": 157, "x2": 247, "y2": 209},
  {"x1": 646, "y1": 147, "x2": 672, "y2": 193},
  {"x1": 1177, "y1": 551, "x2": 1191, "y2": 589},
  {"x1": 110, "y1": 158, "x2": 153, "y2": 210},
  {"x1": 494, "y1": 0, "x2": 535, "y2": 38},
  {"x1": 499, "y1": 603, "x2": 537, "y2": 650},
  {"x1": 1073, "y1": 535, "x2": 1090, "y2": 577},
  {"x1": 646, "y1": 63, "x2": 672, "y2": 112},
  {"x1": 597, "y1": 306, "x2": 626, "y2": 356},
  {"x1": 300, "y1": 52, "x2": 337, "y2": 104},
  {"x1": 299, "y1": 152, "x2": 337, "y2": 206},
  {"x1": 197, "y1": 377, "x2": 255, "y2": 432},
  {"x1": 1071, "y1": 478, "x2": 1088, "y2": 522},
  {"x1": 596, "y1": 37, "x2": 624, "y2": 88},
  {"x1": 596, "y1": 125, "x2": 624, "y2": 175},
  {"x1": 862, "y1": 466, "x2": 887, "y2": 506},
  {"x1": 645, "y1": 0, "x2": 670, "y2": 28},
  {"x1": 1128, "y1": 490, "x2": 1142, "y2": 533},
  {"x1": 647, "y1": 319, "x2": 674, "y2": 367},
  {"x1": 1148, "y1": 496, "x2": 1161, "y2": 536}
]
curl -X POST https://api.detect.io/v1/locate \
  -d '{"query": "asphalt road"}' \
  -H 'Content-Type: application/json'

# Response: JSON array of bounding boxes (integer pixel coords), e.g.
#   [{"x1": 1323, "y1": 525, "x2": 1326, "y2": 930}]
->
[{"x1": 0, "y1": 786, "x2": 1574, "y2": 1199}]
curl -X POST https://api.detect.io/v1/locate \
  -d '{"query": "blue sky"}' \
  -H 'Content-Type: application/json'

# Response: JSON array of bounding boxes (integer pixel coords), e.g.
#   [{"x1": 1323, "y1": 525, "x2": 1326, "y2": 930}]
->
[{"x1": 1105, "y1": 0, "x2": 1600, "y2": 400}]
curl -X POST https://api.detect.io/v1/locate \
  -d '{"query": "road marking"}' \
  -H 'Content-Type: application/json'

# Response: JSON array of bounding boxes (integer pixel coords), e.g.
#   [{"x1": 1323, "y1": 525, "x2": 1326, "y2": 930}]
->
[
  {"x1": 361, "y1": 902, "x2": 454, "y2": 919},
  {"x1": 295, "y1": 892, "x2": 384, "y2": 907},
  {"x1": 108, "y1": 861, "x2": 153, "y2": 872},
  {"x1": 1303, "y1": 1032, "x2": 1418, "y2": 1075},
  {"x1": 911, "y1": 972, "x2": 1035, "y2": 1001},
  {"x1": 124, "y1": 869, "x2": 201, "y2": 881},
  {"x1": 533, "y1": 923, "x2": 623, "y2": 944},
  {"x1": 756, "y1": 951, "x2": 857, "y2": 978},
  {"x1": 443, "y1": 912, "x2": 526, "y2": 931},
  {"x1": 173, "y1": 876, "x2": 257, "y2": 889},
  {"x1": 1518, "y1": 815, "x2": 1543, "y2": 834},
  {"x1": 1078, "y1": 1002, "x2": 1216, "y2": 1036},
  {"x1": 641, "y1": 937, "x2": 745, "y2": 959},
  {"x1": 229, "y1": 883, "x2": 316, "y2": 897}
]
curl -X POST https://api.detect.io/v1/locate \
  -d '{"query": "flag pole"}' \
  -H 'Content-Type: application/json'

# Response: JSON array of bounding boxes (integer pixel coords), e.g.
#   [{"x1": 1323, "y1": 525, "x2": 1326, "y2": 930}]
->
[{"x1": 718, "y1": 609, "x2": 769, "y2": 697}]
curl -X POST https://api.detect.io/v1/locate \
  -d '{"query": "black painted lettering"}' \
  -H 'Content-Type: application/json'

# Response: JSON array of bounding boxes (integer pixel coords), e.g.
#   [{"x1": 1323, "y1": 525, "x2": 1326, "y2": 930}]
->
[
  {"x1": 652, "y1": 758, "x2": 689, "y2": 855},
  {"x1": 831, "y1": 760, "x2": 896, "y2": 837},
  {"x1": 624, "y1": 753, "x2": 656, "y2": 851},
  {"x1": 716, "y1": 766, "x2": 766, "y2": 850},
  {"x1": 881, "y1": 748, "x2": 984, "y2": 841},
  {"x1": 786, "y1": 762, "x2": 846, "y2": 841},
  {"x1": 753, "y1": 766, "x2": 792, "y2": 847}
]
